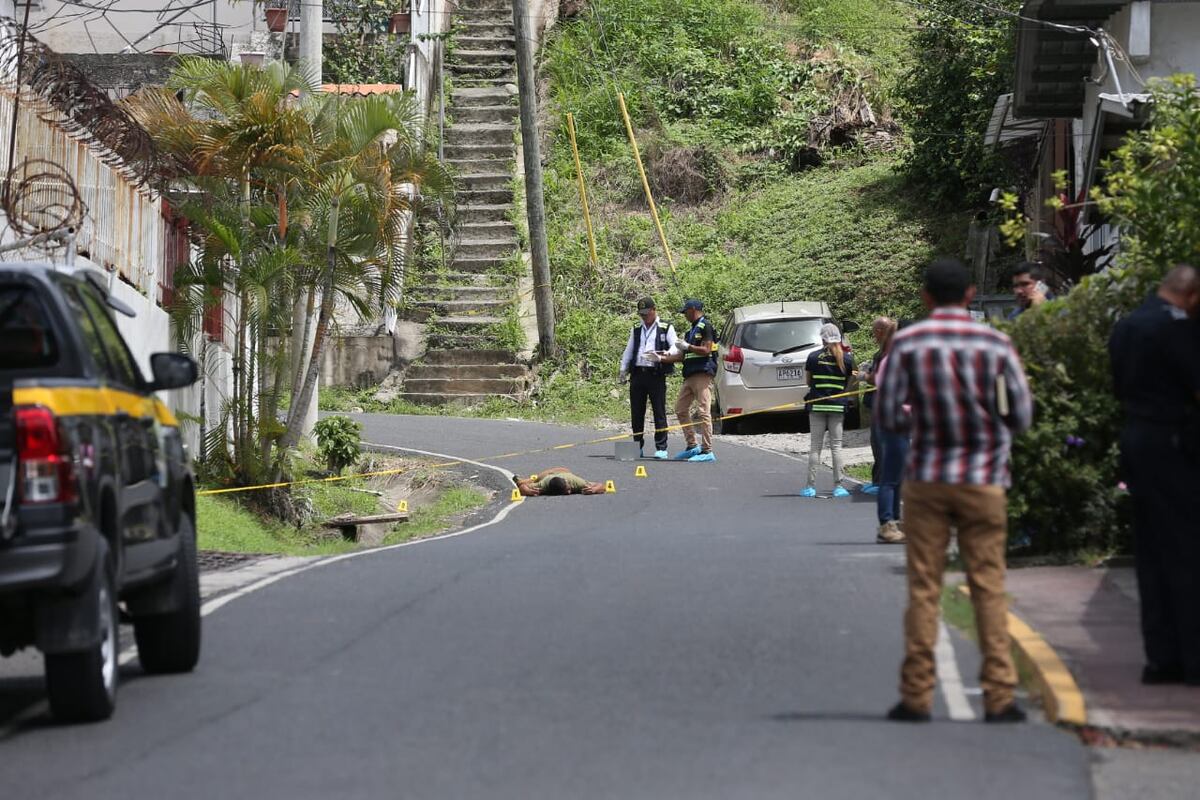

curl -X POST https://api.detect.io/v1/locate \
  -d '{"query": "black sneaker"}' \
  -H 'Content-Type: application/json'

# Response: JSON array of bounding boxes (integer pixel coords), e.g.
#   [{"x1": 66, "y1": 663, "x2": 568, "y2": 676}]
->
[
  {"x1": 984, "y1": 703, "x2": 1027, "y2": 723},
  {"x1": 886, "y1": 702, "x2": 931, "y2": 723},
  {"x1": 1142, "y1": 665, "x2": 1185, "y2": 685}
]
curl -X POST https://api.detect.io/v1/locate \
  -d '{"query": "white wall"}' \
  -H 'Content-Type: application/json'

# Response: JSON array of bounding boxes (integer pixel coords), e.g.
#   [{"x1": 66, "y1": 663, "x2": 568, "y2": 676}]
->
[{"x1": 26, "y1": 0, "x2": 256, "y2": 55}]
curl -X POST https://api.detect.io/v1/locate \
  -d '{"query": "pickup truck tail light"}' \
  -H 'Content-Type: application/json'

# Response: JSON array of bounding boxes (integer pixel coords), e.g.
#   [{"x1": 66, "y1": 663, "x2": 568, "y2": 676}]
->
[
  {"x1": 15, "y1": 406, "x2": 76, "y2": 504},
  {"x1": 724, "y1": 345, "x2": 744, "y2": 374}
]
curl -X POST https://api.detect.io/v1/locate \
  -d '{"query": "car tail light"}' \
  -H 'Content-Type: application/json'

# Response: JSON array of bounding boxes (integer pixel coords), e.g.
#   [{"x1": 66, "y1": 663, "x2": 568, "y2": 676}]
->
[
  {"x1": 724, "y1": 345, "x2": 743, "y2": 374},
  {"x1": 728, "y1": 408, "x2": 742, "y2": 416},
  {"x1": 15, "y1": 406, "x2": 76, "y2": 504}
]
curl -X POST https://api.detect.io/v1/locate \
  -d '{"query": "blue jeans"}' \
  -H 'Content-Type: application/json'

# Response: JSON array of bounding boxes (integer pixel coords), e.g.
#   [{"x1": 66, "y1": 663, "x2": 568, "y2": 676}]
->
[{"x1": 877, "y1": 427, "x2": 909, "y2": 524}]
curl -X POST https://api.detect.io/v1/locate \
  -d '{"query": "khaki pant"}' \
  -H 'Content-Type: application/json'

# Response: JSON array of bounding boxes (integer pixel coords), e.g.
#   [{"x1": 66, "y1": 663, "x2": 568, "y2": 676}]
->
[
  {"x1": 675, "y1": 373, "x2": 713, "y2": 452},
  {"x1": 900, "y1": 481, "x2": 1016, "y2": 715}
]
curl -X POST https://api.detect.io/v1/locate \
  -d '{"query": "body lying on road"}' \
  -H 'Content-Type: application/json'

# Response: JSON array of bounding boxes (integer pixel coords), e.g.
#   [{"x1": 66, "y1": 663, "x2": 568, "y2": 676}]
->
[{"x1": 514, "y1": 468, "x2": 605, "y2": 496}]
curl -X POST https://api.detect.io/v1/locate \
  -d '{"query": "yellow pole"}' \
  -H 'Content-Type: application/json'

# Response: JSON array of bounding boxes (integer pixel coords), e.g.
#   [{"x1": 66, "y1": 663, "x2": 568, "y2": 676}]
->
[
  {"x1": 616, "y1": 92, "x2": 676, "y2": 275},
  {"x1": 565, "y1": 113, "x2": 599, "y2": 272}
]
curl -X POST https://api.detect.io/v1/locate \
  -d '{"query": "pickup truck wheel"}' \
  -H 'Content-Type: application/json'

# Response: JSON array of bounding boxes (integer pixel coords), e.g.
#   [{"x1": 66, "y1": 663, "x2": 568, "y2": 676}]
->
[
  {"x1": 44, "y1": 541, "x2": 118, "y2": 722},
  {"x1": 133, "y1": 515, "x2": 201, "y2": 674}
]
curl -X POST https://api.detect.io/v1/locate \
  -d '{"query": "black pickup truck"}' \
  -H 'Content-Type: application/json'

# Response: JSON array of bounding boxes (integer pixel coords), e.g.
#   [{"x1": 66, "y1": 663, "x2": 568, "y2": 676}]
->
[{"x1": 0, "y1": 263, "x2": 200, "y2": 722}]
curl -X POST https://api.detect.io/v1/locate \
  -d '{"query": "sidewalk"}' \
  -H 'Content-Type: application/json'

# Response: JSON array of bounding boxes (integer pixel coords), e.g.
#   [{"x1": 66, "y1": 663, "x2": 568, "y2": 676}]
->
[{"x1": 1004, "y1": 565, "x2": 1200, "y2": 736}]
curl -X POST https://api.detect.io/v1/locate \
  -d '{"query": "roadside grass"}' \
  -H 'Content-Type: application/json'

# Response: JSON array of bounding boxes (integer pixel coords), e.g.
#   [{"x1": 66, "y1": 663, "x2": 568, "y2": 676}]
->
[
  {"x1": 845, "y1": 462, "x2": 873, "y2": 483},
  {"x1": 941, "y1": 582, "x2": 1040, "y2": 701},
  {"x1": 383, "y1": 486, "x2": 491, "y2": 545}
]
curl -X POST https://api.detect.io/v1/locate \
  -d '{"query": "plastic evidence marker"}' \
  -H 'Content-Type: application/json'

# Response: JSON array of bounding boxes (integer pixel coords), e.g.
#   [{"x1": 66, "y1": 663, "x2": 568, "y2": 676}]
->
[
  {"x1": 605, "y1": 480, "x2": 616, "y2": 493},
  {"x1": 511, "y1": 488, "x2": 524, "y2": 502},
  {"x1": 397, "y1": 500, "x2": 408, "y2": 513},
  {"x1": 634, "y1": 465, "x2": 648, "y2": 478}
]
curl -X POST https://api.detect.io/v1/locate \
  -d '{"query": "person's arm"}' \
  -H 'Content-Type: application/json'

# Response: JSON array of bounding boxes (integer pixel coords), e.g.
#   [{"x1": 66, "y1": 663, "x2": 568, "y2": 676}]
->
[
  {"x1": 664, "y1": 324, "x2": 678, "y2": 353},
  {"x1": 619, "y1": 328, "x2": 636, "y2": 380},
  {"x1": 1001, "y1": 343, "x2": 1034, "y2": 434},
  {"x1": 683, "y1": 321, "x2": 716, "y2": 355},
  {"x1": 877, "y1": 343, "x2": 910, "y2": 432},
  {"x1": 515, "y1": 479, "x2": 540, "y2": 497},
  {"x1": 581, "y1": 482, "x2": 606, "y2": 495}
]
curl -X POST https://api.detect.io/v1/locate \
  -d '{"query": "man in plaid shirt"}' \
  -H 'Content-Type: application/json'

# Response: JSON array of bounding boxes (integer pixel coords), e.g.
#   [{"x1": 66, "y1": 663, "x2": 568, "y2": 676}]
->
[{"x1": 878, "y1": 258, "x2": 1033, "y2": 723}]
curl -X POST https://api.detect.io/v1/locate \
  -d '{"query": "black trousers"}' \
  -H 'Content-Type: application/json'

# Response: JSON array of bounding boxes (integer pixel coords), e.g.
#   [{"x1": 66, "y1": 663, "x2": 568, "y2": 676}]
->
[
  {"x1": 630, "y1": 368, "x2": 669, "y2": 452},
  {"x1": 1121, "y1": 422, "x2": 1200, "y2": 679}
]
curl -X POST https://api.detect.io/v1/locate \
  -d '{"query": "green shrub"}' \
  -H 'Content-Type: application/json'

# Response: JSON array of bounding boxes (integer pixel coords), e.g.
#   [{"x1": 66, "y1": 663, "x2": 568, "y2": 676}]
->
[{"x1": 313, "y1": 415, "x2": 363, "y2": 475}]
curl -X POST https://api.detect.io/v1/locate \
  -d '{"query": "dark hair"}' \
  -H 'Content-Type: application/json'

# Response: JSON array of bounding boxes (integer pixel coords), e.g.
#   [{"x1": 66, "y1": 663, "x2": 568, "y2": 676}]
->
[
  {"x1": 1011, "y1": 261, "x2": 1048, "y2": 282},
  {"x1": 924, "y1": 258, "x2": 972, "y2": 305},
  {"x1": 543, "y1": 477, "x2": 570, "y2": 496}
]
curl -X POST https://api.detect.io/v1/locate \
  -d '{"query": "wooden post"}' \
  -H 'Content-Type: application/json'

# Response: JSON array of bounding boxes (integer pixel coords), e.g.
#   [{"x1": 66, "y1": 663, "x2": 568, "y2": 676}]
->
[
  {"x1": 565, "y1": 112, "x2": 599, "y2": 273},
  {"x1": 616, "y1": 92, "x2": 675, "y2": 275}
]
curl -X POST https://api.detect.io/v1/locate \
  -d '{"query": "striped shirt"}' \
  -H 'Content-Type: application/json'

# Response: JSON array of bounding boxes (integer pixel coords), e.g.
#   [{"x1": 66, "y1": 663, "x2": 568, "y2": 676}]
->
[{"x1": 877, "y1": 307, "x2": 1032, "y2": 487}]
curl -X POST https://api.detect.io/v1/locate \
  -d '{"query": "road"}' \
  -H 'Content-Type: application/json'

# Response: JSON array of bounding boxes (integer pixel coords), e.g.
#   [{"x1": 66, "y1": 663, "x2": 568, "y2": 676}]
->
[{"x1": 0, "y1": 414, "x2": 1091, "y2": 798}]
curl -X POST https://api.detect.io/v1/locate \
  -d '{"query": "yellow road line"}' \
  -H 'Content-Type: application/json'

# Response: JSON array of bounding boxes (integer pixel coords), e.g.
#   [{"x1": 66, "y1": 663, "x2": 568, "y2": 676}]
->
[{"x1": 957, "y1": 585, "x2": 1087, "y2": 725}]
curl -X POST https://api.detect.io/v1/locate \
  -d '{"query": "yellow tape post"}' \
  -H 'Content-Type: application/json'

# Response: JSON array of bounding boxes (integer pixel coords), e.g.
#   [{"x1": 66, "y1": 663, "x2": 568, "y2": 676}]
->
[
  {"x1": 617, "y1": 91, "x2": 675, "y2": 276},
  {"x1": 565, "y1": 112, "x2": 599, "y2": 272}
]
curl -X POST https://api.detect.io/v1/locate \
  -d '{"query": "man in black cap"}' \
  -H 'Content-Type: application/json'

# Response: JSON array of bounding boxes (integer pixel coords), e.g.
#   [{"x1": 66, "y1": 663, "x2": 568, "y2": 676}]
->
[{"x1": 619, "y1": 297, "x2": 678, "y2": 459}]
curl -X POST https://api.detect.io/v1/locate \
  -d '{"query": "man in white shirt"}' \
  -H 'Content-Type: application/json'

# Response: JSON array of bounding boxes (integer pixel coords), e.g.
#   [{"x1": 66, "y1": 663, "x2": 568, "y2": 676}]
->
[{"x1": 619, "y1": 297, "x2": 678, "y2": 459}]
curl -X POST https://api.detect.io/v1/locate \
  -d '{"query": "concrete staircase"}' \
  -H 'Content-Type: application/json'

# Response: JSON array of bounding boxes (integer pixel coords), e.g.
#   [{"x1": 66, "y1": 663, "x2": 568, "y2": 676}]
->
[{"x1": 399, "y1": 0, "x2": 530, "y2": 406}]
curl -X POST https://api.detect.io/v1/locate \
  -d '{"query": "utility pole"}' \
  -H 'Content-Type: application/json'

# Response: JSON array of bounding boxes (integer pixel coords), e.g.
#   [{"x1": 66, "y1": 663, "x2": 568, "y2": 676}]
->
[
  {"x1": 300, "y1": 0, "x2": 322, "y2": 87},
  {"x1": 511, "y1": 0, "x2": 556, "y2": 356}
]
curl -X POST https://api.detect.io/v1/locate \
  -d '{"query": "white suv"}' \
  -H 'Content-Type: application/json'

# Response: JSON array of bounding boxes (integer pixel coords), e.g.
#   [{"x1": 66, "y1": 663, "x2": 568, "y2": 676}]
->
[{"x1": 714, "y1": 301, "x2": 860, "y2": 434}]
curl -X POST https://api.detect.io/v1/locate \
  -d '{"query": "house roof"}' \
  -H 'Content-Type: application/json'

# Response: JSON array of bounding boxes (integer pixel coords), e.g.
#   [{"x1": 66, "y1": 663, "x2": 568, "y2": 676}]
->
[
  {"x1": 1012, "y1": 0, "x2": 1129, "y2": 119},
  {"x1": 984, "y1": 92, "x2": 1049, "y2": 148}
]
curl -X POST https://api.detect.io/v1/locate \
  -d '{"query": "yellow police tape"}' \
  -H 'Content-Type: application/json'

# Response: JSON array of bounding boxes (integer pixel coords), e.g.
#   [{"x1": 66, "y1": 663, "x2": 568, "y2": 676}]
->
[{"x1": 196, "y1": 384, "x2": 876, "y2": 497}]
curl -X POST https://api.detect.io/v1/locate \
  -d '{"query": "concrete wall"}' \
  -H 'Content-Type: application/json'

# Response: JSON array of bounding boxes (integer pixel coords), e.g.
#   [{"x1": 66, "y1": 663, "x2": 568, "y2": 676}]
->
[
  {"x1": 320, "y1": 335, "x2": 396, "y2": 389},
  {"x1": 26, "y1": 0, "x2": 255, "y2": 55}
]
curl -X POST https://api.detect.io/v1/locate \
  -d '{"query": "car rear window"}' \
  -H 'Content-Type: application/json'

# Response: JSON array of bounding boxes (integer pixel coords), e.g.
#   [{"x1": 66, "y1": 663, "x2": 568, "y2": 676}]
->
[
  {"x1": 0, "y1": 284, "x2": 59, "y2": 369},
  {"x1": 737, "y1": 318, "x2": 826, "y2": 353}
]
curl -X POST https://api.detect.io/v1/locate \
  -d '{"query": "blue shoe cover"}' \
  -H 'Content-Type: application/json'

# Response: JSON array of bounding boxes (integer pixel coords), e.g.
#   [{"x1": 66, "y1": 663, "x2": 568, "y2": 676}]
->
[
  {"x1": 673, "y1": 447, "x2": 701, "y2": 460},
  {"x1": 861, "y1": 483, "x2": 880, "y2": 495},
  {"x1": 799, "y1": 486, "x2": 817, "y2": 498},
  {"x1": 833, "y1": 486, "x2": 851, "y2": 498},
  {"x1": 688, "y1": 452, "x2": 716, "y2": 463},
  {"x1": 654, "y1": 450, "x2": 669, "y2": 460}
]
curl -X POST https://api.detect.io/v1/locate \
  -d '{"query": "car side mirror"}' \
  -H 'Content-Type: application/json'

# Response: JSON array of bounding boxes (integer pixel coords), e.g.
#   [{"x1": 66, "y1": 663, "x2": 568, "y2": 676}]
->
[
  {"x1": 841, "y1": 320, "x2": 861, "y2": 333},
  {"x1": 149, "y1": 352, "x2": 199, "y2": 391}
]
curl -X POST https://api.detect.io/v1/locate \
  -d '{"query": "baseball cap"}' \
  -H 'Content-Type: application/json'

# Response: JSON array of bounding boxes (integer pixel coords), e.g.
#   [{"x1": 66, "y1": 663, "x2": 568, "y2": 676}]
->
[
  {"x1": 636, "y1": 297, "x2": 656, "y2": 312},
  {"x1": 679, "y1": 298, "x2": 704, "y2": 312}
]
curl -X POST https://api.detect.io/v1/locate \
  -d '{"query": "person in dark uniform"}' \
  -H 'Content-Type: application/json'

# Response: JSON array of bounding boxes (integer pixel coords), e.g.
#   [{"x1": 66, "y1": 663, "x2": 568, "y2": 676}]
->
[
  {"x1": 1109, "y1": 264, "x2": 1200, "y2": 685},
  {"x1": 619, "y1": 297, "x2": 678, "y2": 459}
]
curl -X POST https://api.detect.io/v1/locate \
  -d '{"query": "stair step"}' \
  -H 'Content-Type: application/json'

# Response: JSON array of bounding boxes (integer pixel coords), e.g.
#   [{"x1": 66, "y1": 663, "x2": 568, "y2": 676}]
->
[
  {"x1": 444, "y1": 143, "x2": 514, "y2": 160},
  {"x1": 450, "y1": 104, "x2": 519, "y2": 125},
  {"x1": 457, "y1": 187, "x2": 515, "y2": 205},
  {"x1": 445, "y1": 123, "x2": 515, "y2": 146},
  {"x1": 423, "y1": 348, "x2": 520, "y2": 366},
  {"x1": 404, "y1": 377, "x2": 525, "y2": 395},
  {"x1": 458, "y1": 220, "x2": 517, "y2": 238},
  {"x1": 447, "y1": 64, "x2": 516, "y2": 80},
  {"x1": 400, "y1": 391, "x2": 518, "y2": 406},
  {"x1": 436, "y1": 314, "x2": 506, "y2": 327},
  {"x1": 453, "y1": 49, "x2": 517, "y2": 66},
  {"x1": 459, "y1": 173, "x2": 511, "y2": 191},
  {"x1": 451, "y1": 86, "x2": 515, "y2": 104},
  {"x1": 413, "y1": 298, "x2": 509, "y2": 315},
  {"x1": 411, "y1": 270, "x2": 510, "y2": 285},
  {"x1": 407, "y1": 285, "x2": 511, "y2": 301},
  {"x1": 456, "y1": 0, "x2": 514, "y2": 10},
  {"x1": 408, "y1": 363, "x2": 528, "y2": 380},
  {"x1": 456, "y1": 204, "x2": 513, "y2": 224},
  {"x1": 453, "y1": 10, "x2": 515, "y2": 25},
  {"x1": 455, "y1": 35, "x2": 517, "y2": 51},
  {"x1": 425, "y1": 331, "x2": 500, "y2": 349},
  {"x1": 448, "y1": 158, "x2": 515, "y2": 177},
  {"x1": 450, "y1": 256, "x2": 513, "y2": 273},
  {"x1": 455, "y1": 240, "x2": 519, "y2": 260},
  {"x1": 457, "y1": 21, "x2": 515, "y2": 38}
]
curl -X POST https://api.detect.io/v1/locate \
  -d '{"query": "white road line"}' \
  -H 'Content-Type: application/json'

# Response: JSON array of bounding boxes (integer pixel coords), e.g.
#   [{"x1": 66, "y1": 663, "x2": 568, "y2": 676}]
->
[{"x1": 937, "y1": 619, "x2": 977, "y2": 721}]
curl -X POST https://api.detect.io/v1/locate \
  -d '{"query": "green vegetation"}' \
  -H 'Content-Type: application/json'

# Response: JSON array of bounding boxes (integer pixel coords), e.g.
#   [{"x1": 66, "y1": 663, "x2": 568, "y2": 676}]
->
[
  {"x1": 1006, "y1": 76, "x2": 1200, "y2": 556},
  {"x1": 844, "y1": 462, "x2": 873, "y2": 483},
  {"x1": 385, "y1": 486, "x2": 491, "y2": 544},
  {"x1": 313, "y1": 415, "x2": 364, "y2": 474}
]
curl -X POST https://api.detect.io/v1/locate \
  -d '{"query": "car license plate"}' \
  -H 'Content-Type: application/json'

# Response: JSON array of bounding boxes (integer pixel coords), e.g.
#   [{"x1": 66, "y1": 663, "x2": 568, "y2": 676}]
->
[{"x1": 776, "y1": 366, "x2": 803, "y2": 381}]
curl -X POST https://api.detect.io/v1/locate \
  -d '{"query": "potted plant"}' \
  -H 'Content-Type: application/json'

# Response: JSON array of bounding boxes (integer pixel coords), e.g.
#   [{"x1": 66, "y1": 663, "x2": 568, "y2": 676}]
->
[
  {"x1": 265, "y1": 0, "x2": 289, "y2": 33},
  {"x1": 389, "y1": 3, "x2": 412, "y2": 35}
]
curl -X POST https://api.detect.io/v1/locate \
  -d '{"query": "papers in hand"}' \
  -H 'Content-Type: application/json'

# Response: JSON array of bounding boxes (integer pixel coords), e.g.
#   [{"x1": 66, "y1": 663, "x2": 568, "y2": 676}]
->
[{"x1": 645, "y1": 350, "x2": 664, "y2": 363}]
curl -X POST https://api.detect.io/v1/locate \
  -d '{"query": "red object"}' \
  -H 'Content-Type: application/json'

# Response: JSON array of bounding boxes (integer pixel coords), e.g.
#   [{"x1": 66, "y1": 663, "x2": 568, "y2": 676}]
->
[
  {"x1": 15, "y1": 406, "x2": 76, "y2": 504},
  {"x1": 265, "y1": 7, "x2": 288, "y2": 32},
  {"x1": 203, "y1": 287, "x2": 224, "y2": 343},
  {"x1": 160, "y1": 200, "x2": 189, "y2": 308},
  {"x1": 723, "y1": 345, "x2": 743, "y2": 373},
  {"x1": 389, "y1": 11, "x2": 411, "y2": 34},
  {"x1": 727, "y1": 408, "x2": 742, "y2": 416}
]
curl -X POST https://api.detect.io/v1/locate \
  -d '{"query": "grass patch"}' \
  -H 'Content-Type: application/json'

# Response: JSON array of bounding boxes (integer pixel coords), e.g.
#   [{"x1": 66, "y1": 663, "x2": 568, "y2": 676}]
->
[
  {"x1": 845, "y1": 462, "x2": 874, "y2": 483},
  {"x1": 941, "y1": 581, "x2": 1039, "y2": 699},
  {"x1": 384, "y1": 486, "x2": 491, "y2": 544}
]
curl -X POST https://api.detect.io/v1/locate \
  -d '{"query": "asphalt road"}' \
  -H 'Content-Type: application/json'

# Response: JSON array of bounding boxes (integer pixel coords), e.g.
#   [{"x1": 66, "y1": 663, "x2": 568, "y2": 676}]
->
[{"x1": 0, "y1": 414, "x2": 1091, "y2": 799}]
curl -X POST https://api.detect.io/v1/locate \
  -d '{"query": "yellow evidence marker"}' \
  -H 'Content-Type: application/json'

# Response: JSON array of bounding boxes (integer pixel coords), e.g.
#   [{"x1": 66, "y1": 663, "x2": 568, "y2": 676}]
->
[
  {"x1": 634, "y1": 465, "x2": 648, "y2": 478},
  {"x1": 397, "y1": 500, "x2": 408, "y2": 513},
  {"x1": 605, "y1": 480, "x2": 617, "y2": 494},
  {"x1": 511, "y1": 488, "x2": 524, "y2": 502}
]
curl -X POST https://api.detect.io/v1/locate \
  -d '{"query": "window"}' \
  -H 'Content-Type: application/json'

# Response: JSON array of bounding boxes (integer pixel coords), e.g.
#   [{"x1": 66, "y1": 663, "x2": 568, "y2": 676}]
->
[
  {"x1": 68, "y1": 284, "x2": 143, "y2": 388},
  {"x1": 0, "y1": 285, "x2": 58, "y2": 369},
  {"x1": 736, "y1": 318, "x2": 828, "y2": 354}
]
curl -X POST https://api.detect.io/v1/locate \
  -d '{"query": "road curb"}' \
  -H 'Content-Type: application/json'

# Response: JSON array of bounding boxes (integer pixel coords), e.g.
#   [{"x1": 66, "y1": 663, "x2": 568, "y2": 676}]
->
[{"x1": 958, "y1": 584, "x2": 1087, "y2": 726}]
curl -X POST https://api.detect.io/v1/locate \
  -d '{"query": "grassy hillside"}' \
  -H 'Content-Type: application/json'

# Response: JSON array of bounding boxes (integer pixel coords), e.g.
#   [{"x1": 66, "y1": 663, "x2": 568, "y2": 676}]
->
[{"x1": 523, "y1": 0, "x2": 962, "y2": 419}]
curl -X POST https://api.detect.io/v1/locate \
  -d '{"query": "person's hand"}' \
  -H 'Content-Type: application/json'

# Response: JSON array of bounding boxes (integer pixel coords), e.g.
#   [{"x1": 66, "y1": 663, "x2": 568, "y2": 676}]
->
[
  {"x1": 582, "y1": 483, "x2": 606, "y2": 495},
  {"x1": 618, "y1": 370, "x2": 629, "y2": 385},
  {"x1": 522, "y1": 484, "x2": 541, "y2": 496}
]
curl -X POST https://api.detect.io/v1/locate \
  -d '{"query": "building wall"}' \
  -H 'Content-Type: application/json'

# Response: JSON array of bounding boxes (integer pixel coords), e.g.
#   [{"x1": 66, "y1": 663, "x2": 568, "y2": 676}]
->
[{"x1": 26, "y1": 0, "x2": 255, "y2": 56}]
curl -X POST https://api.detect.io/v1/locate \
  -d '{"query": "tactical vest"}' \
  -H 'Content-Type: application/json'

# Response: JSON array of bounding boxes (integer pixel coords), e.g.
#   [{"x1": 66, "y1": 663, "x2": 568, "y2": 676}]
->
[
  {"x1": 807, "y1": 348, "x2": 850, "y2": 413},
  {"x1": 682, "y1": 316, "x2": 718, "y2": 378},
  {"x1": 626, "y1": 321, "x2": 675, "y2": 376}
]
